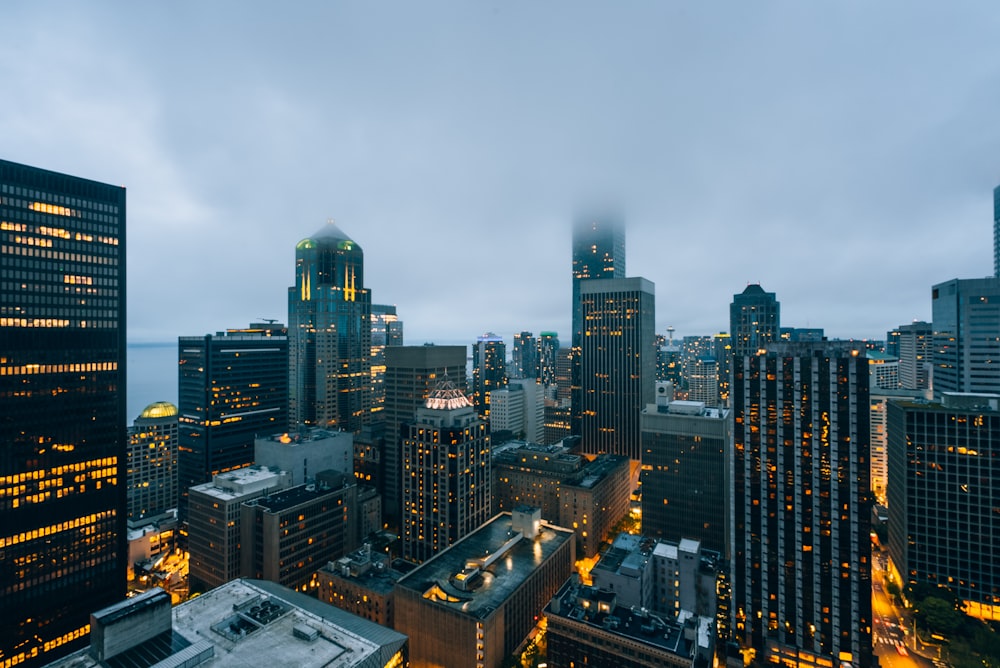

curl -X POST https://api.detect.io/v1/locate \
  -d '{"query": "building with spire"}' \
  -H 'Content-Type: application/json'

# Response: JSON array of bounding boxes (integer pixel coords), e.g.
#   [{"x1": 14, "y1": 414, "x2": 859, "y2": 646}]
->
[
  {"x1": 401, "y1": 379, "x2": 491, "y2": 563},
  {"x1": 288, "y1": 221, "x2": 372, "y2": 432}
]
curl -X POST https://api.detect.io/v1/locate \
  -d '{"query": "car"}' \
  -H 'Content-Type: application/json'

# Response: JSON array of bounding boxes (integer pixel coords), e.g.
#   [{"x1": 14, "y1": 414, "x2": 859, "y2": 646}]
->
[{"x1": 896, "y1": 645, "x2": 909, "y2": 656}]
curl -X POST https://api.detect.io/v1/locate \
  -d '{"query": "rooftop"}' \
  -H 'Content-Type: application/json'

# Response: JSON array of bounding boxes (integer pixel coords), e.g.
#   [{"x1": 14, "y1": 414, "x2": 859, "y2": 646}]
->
[{"x1": 396, "y1": 512, "x2": 574, "y2": 620}]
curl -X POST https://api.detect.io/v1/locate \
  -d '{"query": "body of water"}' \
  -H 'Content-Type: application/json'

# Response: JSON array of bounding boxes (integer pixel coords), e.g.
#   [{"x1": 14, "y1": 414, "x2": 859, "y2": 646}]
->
[{"x1": 127, "y1": 342, "x2": 177, "y2": 422}]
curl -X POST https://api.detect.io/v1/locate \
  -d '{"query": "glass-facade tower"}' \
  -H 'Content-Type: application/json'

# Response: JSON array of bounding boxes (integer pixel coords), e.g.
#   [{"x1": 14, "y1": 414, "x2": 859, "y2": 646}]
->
[
  {"x1": 288, "y1": 222, "x2": 372, "y2": 432},
  {"x1": 0, "y1": 159, "x2": 126, "y2": 666},
  {"x1": 729, "y1": 284, "x2": 780, "y2": 358},
  {"x1": 931, "y1": 278, "x2": 1000, "y2": 397},
  {"x1": 471, "y1": 332, "x2": 507, "y2": 419}
]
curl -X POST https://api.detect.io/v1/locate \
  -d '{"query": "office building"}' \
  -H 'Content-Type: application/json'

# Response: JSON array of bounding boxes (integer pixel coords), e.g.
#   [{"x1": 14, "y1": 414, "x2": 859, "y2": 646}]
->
[
  {"x1": 887, "y1": 393, "x2": 1000, "y2": 621},
  {"x1": 641, "y1": 395, "x2": 731, "y2": 557},
  {"x1": 492, "y1": 441, "x2": 578, "y2": 519},
  {"x1": 241, "y1": 471, "x2": 358, "y2": 592},
  {"x1": 542, "y1": 400, "x2": 572, "y2": 445},
  {"x1": 177, "y1": 323, "x2": 288, "y2": 518},
  {"x1": 713, "y1": 333, "x2": 732, "y2": 407},
  {"x1": 732, "y1": 342, "x2": 872, "y2": 668},
  {"x1": 895, "y1": 320, "x2": 932, "y2": 392},
  {"x1": 127, "y1": 401, "x2": 179, "y2": 521},
  {"x1": 288, "y1": 221, "x2": 372, "y2": 432},
  {"x1": 579, "y1": 277, "x2": 656, "y2": 460},
  {"x1": 538, "y1": 331, "x2": 560, "y2": 388},
  {"x1": 187, "y1": 466, "x2": 292, "y2": 593},
  {"x1": 572, "y1": 217, "x2": 626, "y2": 436},
  {"x1": 685, "y1": 356, "x2": 719, "y2": 406},
  {"x1": 395, "y1": 508, "x2": 575, "y2": 668},
  {"x1": 867, "y1": 351, "x2": 900, "y2": 390},
  {"x1": 779, "y1": 327, "x2": 824, "y2": 343},
  {"x1": 382, "y1": 345, "x2": 467, "y2": 527},
  {"x1": 371, "y1": 303, "x2": 403, "y2": 417},
  {"x1": 254, "y1": 427, "x2": 353, "y2": 486},
  {"x1": 400, "y1": 379, "x2": 491, "y2": 563},
  {"x1": 471, "y1": 332, "x2": 507, "y2": 418},
  {"x1": 932, "y1": 277, "x2": 1000, "y2": 396},
  {"x1": 317, "y1": 546, "x2": 407, "y2": 627},
  {"x1": 512, "y1": 330, "x2": 538, "y2": 380},
  {"x1": 0, "y1": 159, "x2": 126, "y2": 666},
  {"x1": 489, "y1": 378, "x2": 544, "y2": 443},
  {"x1": 995, "y1": 183, "x2": 1000, "y2": 277},
  {"x1": 729, "y1": 284, "x2": 780, "y2": 358},
  {"x1": 47, "y1": 580, "x2": 408, "y2": 668},
  {"x1": 558, "y1": 454, "x2": 632, "y2": 558},
  {"x1": 868, "y1": 387, "x2": 923, "y2": 504}
]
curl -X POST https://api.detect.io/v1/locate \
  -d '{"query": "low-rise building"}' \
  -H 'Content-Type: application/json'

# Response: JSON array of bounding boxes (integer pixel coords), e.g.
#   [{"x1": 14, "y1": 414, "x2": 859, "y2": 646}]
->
[
  {"x1": 317, "y1": 546, "x2": 405, "y2": 627},
  {"x1": 558, "y1": 454, "x2": 631, "y2": 558}
]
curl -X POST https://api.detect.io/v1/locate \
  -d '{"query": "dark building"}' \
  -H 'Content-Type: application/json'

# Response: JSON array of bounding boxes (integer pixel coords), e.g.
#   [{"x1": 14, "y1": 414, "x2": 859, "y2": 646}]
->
[
  {"x1": 288, "y1": 221, "x2": 372, "y2": 432},
  {"x1": 732, "y1": 342, "x2": 872, "y2": 668},
  {"x1": 640, "y1": 396, "x2": 731, "y2": 557},
  {"x1": 127, "y1": 401, "x2": 179, "y2": 521},
  {"x1": 579, "y1": 277, "x2": 655, "y2": 461},
  {"x1": 177, "y1": 323, "x2": 288, "y2": 519},
  {"x1": 471, "y1": 332, "x2": 507, "y2": 419},
  {"x1": 512, "y1": 330, "x2": 538, "y2": 380},
  {"x1": 931, "y1": 278, "x2": 1000, "y2": 397},
  {"x1": 538, "y1": 331, "x2": 560, "y2": 388},
  {"x1": 0, "y1": 158, "x2": 126, "y2": 666},
  {"x1": 370, "y1": 303, "x2": 403, "y2": 418},
  {"x1": 571, "y1": 217, "x2": 625, "y2": 436},
  {"x1": 887, "y1": 393, "x2": 1000, "y2": 621},
  {"x1": 729, "y1": 284, "x2": 780, "y2": 358},
  {"x1": 382, "y1": 344, "x2": 467, "y2": 528}
]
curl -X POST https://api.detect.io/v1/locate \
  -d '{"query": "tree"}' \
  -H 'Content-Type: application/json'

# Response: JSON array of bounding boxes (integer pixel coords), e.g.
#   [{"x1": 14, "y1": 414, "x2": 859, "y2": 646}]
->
[{"x1": 915, "y1": 596, "x2": 962, "y2": 635}]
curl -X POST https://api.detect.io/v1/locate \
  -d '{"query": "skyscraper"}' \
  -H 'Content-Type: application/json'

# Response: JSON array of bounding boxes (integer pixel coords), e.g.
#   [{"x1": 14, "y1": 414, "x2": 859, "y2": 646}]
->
[
  {"x1": 382, "y1": 345, "x2": 467, "y2": 528},
  {"x1": 370, "y1": 303, "x2": 403, "y2": 418},
  {"x1": 994, "y1": 184, "x2": 1000, "y2": 278},
  {"x1": 729, "y1": 284, "x2": 781, "y2": 358},
  {"x1": 571, "y1": 217, "x2": 625, "y2": 436},
  {"x1": 177, "y1": 323, "x2": 288, "y2": 518},
  {"x1": 895, "y1": 320, "x2": 931, "y2": 392},
  {"x1": 400, "y1": 379, "x2": 491, "y2": 563},
  {"x1": 512, "y1": 330, "x2": 538, "y2": 380},
  {"x1": 732, "y1": 342, "x2": 872, "y2": 668},
  {"x1": 579, "y1": 277, "x2": 655, "y2": 461},
  {"x1": 127, "y1": 401, "x2": 179, "y2": 521},
  {"x1": 931, "y1": 278, "x2": 1000, "y2": 397},
  {"x1": 0, "y1": 158, "x2": 126, "y2": 666},
  {"x1": 471, "y1": 332, "x2": 507, "y2": 418},
  {"x1": 288, "y1": 221, "x2": 372, "y2": 432},
  {"x1": 538, "y1": 331, "x2": 560, "y2": 389}
]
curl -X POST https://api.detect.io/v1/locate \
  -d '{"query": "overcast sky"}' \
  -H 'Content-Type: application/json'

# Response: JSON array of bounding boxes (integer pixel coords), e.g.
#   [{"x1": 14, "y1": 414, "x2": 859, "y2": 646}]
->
[{"x1": 5, "y1": 2, "x2": 1000, "y2": 346}]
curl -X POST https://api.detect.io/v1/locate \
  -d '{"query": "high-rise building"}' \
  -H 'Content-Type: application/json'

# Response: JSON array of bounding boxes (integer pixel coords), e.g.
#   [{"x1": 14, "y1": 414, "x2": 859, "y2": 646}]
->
[
  {"x1": 0, "y1": 159, "x2": 126, "y2": 666},
  {"x1": 713, "y1": 332, "x2": 733, "y2": 408},
  {"x1": 932, "y1": 278, "x2": 1000, "y2": 397},
  {"x1": 471, "y1": 332, "x2": 507, "y2": 419},
  {"x1": 579, "y1": 277, "x2": 655, "y2": 461},
  {"x1": 370, "y1": 303, "x2": 402, "y2": 417},
  {"x1": 640, "y1": 396, "x2": 731, "y2": 557},
  {"x1": 571, "y1": 217, "x2": 625, "y2": 436},
  {"x1": 288, "y1": 221, "x2": 372, "y2": 432},
  {"x1": 400, "y1": 379, "x2": 491, "y2": 563},
  {"x1": 489, "y1": 378, "x2": 544, "y2": 443},
  {"x1": 729, "y1": 284, "x2": 780, "y2": 358},
  {"x1": 867, "y1": 351, "x2": 900, "y2": 390},
  {"x1": 512, "y1": 330, "x2": 538, "y2": 380},
  {"x1": 994, "y1": 184, "x2": 1000, "y2": 277},
  {"x1": 177, "y1": 323, "x2": 288, "y2": 518},
  {"x1": 895, "y1": 320, "x2": 931, "y2": 392},
  {"x1": 732, "y1": 342, "x2": 872, "y2": 668},
  {"x1": 382, "y1": 345, "x2": 467, "y2": 527},
  {"x1": 538, "y1": 331, "x2": 560, "y2": 388},
  {"x1": 887, "y1": 393, "x2": 1000, "y2": 622},
  {"x1": 127, "y1": 401, "x2": 179, "y2": 521},
  {"x1": 685, "y1": 356, "x2": 719, "y2": 406}
]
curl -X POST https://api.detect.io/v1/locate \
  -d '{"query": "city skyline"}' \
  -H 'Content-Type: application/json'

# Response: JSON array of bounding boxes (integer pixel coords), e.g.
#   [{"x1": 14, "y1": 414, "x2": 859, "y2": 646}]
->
[{"x1": 4, "y1": 3, "x2": 999, "y2": 346}]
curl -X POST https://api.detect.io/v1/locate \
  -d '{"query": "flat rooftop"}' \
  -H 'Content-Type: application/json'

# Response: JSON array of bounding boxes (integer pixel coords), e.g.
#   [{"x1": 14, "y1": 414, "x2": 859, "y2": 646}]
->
[{"x1": 396, "y1": 513, "x2": 574, "y2": 620}]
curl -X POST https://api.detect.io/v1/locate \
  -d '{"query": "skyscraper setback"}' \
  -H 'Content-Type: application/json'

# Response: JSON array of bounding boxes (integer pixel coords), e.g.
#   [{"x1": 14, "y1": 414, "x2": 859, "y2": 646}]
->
[
  {"x1": 0, "y1": 159, "x2": 126, "y2": 666},
  {"x1": 288, "y1": 222, "x2": 372, "y2": 432}
]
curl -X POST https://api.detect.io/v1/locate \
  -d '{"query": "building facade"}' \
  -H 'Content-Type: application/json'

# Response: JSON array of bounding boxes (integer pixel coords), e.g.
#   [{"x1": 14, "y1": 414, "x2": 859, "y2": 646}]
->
[
  {"x1": 0, "y1": 159, "x2": 127, "y2": 666},
  {"x1": 895, "y1": 320, "x2": 931, "y2": 392},
  {"x1": 931, "y1": 277, "x2": 1000, "y2": 397},
  {"x1": 288, "y1": 221, "x2": 372, "y2": 432},
  {"x1": 472, "y1": 332, "x2": 507, "y2": 419},
  {"x1": 512, "y1": 330, "x2": 538, "y2": 380},
  {"x1": 572, "y1": 217, "x2": 626, "y2": 437},
  {"x1": 557, "y1": 455, "x2": 632, "y2": 559},
  {"x1": 579, "y1": 277, "x2": 655, "y2": 460},
  {"x1": 371, "y1": 303, "x2": 403, "y2": 418},
  {"x1": 729, "y1": 284, "x2": 780, "y2": 358},
  {"x1": 177, "y1": 323, "x2": 288, "y2": 518},
  {"x1": 401, "y1": 380, "x2": 491, "y2": 563},
  {"x1": 127, "y1": 401, "x2": 179, "y2": 521},
  {"x1": 732, "y1": 343, "x2": 872, "y2": 668}
]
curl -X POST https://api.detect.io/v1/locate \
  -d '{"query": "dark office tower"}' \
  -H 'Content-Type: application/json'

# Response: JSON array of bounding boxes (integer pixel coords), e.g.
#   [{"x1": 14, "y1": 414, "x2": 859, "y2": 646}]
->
[
  {"x1": 895, "y1": 320, "x2": 931, "y2": 392},
  {"x1": 370, "y1": 303, "x2": 403, "y2": 418},
  {"x1": 177, "y1": 323, "x2": 288, "y2": 518},
  {"x1": 382, "y1": 345, "x2": 467, "y2": 528},
  {"x1": 571, "y1": 217, "x2": 625, "y2": 436},
  {"x1": 288, "y1": 221, "x2": 372, "y2": 432},
  {"x1": 555, "y1": 347, "x2": 572, "y2": 402},
  {"x1": 641, "y1": 395, "x2": 731, "y2": 557},
  {"x1": 885, "y1": 326, "x2": 902, "y2": 358},
  {"x1": 887, "y1": 393, "x2": 1000, "y2": 621},
  {"x1": 579, "y1": 277, "x2": 655, "y2": 461},
  {"x1": 729, "y1": 283, "x2": 780, "y2": 358},
  {"x1": 732, "y1": 342, "x2": 872, "y2": 668},
  {"x1": 932, "y1": 278, "x2": 1000, "y2": 397},
  {"x1": 538, "y1": 331, "x2": 559, "y2": 387},
  {"x1": 127, "y1": 402, "x2": 179, "y2": 521},
  {"x1": 0, "y1": 159, "x2": 126, "y2": 667},
  {"x1": 400, "y1": 379, "x2": 490, "y2": 563},
  {"x1": 713, "y1": 332, "x2": 733, "y2": 407},
  {"x1": 471, "y1": 332, "x2": 507, "y2": 418},
  {"x1": 512, "y1": 330, "x2": 538, "y2": 380}
]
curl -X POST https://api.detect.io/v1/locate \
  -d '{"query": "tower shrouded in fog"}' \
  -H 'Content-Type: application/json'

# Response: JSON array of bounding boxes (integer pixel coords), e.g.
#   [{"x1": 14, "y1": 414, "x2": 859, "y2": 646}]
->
[{"x1": 288, "y1": 221, "x2": 372, "y2": 433}]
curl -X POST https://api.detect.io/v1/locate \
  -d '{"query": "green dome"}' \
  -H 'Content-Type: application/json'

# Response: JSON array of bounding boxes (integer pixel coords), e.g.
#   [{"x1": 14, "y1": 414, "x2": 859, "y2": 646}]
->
[{"x1": 139, "y1": 401, "x2": 178, "y2": 419}]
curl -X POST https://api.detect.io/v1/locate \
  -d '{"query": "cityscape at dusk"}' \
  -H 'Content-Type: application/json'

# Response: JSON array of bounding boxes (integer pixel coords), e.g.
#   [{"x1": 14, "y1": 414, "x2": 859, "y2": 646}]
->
[{"x1": 3, "y1": 3, "x2": 1000, "y2": 668}]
